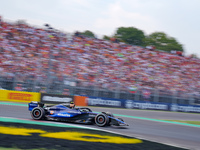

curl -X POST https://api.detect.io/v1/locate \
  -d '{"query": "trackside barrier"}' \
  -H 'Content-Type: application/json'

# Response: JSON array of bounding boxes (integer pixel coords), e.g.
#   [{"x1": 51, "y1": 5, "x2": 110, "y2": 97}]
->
[
  {"x1": 74, "y1": 96, "x2": 87, "y2": 106},
  {"x1": 40, "y1": 93, "x2": 87, "y2": 106},
  {"x1": 0, "y1": 90, "x2": 40, "y2": 103},
  {"x1": 1, "y1": 89, "x2": 200, "y2": 113},
  {"x1": 87, "y1": 96, "x2": 124, "y2": 108},
  {"x1": 40, "y1": 93, "x2": 74, "y2": 104},
  {"x1": 170, "y1": 103, "x2": 200, "y2": 113},
  {"x1": 87, "y1": 96, "x2": 200, "y2": 113},
  {"x1": 0, "y1": 90, "x2": 87, "y2": 106}
]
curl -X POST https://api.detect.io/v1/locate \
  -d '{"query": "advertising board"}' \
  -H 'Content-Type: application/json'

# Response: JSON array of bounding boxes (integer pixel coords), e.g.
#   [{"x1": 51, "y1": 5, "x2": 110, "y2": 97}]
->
[
  {"x1": 87, "y1": 97, "x2": 123, "y2": 108},
  {"x1": 170, "y1": 104, "x2": 200, "y2": 113},
  {"x1": 41, "y1": 93, "x2": 74, "y2": 104},
  {"x1": 125, "y1": 100, "x2": 169, "y2": 111},
  {"x1": 0, "y1": 90, "x2": 40, "y2": 103}
]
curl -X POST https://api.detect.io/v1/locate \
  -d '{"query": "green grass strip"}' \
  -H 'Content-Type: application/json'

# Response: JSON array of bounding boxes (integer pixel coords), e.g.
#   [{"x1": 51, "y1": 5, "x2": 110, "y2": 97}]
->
[
  {"x1": 165, "y1": 120, "x2": 200, "y2": 125},
  {"x1": 0, "y1": 148, "x2": 21, "y2": 150},
  {"x1": 113, "y1": 114, "x2": 200, "y2": 128}
]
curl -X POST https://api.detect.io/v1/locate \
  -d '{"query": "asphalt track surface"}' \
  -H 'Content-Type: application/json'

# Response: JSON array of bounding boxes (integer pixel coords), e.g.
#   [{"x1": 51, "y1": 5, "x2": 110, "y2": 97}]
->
[{"x1": 0, "y1": 103, "x2": 200, "y2": 150}]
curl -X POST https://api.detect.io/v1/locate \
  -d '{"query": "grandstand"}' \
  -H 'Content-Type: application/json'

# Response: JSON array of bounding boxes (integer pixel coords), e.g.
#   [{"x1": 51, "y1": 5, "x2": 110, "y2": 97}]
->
[{"x1": 0, "y1": 16, "x2": 200, "y2": 105}]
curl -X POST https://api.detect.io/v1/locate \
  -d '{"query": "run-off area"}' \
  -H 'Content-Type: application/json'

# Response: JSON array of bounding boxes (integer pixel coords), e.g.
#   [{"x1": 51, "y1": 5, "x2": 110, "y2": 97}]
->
[{"x1": 0, "y1": 121, "x2": 187, "y2": 150}]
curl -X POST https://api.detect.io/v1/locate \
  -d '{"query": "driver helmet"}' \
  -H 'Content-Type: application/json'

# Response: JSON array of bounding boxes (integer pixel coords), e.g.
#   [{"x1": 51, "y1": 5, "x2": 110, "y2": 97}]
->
[{"x1": 70, "y1": 101, "x2": 75, "y2": 108}]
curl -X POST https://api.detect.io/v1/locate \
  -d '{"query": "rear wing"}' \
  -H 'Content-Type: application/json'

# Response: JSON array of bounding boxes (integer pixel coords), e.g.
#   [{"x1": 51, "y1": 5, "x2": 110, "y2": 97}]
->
[{"x1": 28, "y1": 101, "x2": 44, "y2": 111}]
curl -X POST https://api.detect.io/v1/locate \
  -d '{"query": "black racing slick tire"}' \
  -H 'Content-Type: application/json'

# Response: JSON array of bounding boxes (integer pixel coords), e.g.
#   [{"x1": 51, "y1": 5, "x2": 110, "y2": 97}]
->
[
  {"x1": 95, "y1": 113, "x2": 109, "y2": 127},
  {"x1": 31, "y1": 107, "x2": 45, "y2": 120}
]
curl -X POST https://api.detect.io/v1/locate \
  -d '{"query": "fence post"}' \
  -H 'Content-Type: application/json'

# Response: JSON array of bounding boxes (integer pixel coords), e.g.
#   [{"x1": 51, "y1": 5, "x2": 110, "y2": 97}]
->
[
  {"x1": 153, "y1": 89, "x2": 159, "y2": 102},
  {"x1": 135, "y1": 90, "x2": 140, "y2": 101},
  {"x1": 12, "y1": 76, "x2": 17, "y2": 91},
  {"x1": 188, "y1": 94, "x2": 195, "y2": 105},
  {"x1": 172, "y1": 91, "x2": 177, "y2": 104}
]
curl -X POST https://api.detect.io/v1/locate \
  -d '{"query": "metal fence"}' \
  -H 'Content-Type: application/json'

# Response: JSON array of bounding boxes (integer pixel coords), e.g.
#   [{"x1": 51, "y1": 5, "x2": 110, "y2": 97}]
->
[{"x1": 0, "y1": 76, "x2": 199, "y2": 106}]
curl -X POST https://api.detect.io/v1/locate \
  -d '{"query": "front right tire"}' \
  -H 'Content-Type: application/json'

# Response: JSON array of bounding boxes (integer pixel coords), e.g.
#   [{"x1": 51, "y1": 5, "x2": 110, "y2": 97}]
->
[{"x1": 95, "y1": 113, "x2": 109, "y2": 127}]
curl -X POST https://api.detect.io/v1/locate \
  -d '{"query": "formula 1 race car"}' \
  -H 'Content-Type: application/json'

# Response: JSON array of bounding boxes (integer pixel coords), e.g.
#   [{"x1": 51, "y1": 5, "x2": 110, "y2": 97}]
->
[{"x1": 28, "y1": 101, "x2": 128, "y2": 127}]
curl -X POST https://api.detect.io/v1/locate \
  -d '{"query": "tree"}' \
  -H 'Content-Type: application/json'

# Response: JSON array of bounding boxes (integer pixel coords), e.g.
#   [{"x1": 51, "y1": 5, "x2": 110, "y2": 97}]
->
[
  {"x1": 80, "y1": 30, "x2": 95, "y2": 38},
  {"x1": 143, "y1": 32, "x2": 184, "y2": 52},
  {"x1": 103, "y1": 35, "x2": 111, "y2": 41},
  {"x1": 17, "y1": 19, "x2": 27, "y2": 25},
  {"x1": 190, "y1": 54, "x2": 198, "y2": 58},
  {"x1": 114, "y1": 27, "x2": 145, "y2": 45}
]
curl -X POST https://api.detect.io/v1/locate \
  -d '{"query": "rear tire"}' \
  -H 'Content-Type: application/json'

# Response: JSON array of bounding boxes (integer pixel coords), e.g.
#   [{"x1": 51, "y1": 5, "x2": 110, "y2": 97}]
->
[
  {"x1": 95, "y1": 113, "x2": 109, "y2": 127},
  {"x1": 31, "y1": 107, "x2": 45, "y2": 120}
]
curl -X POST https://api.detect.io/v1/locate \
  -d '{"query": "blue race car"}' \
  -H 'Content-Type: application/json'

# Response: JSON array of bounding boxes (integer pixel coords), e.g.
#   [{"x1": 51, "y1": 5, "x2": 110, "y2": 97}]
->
[{"x1": 28, "y1": 101, "x2": 128, "y2": 127}]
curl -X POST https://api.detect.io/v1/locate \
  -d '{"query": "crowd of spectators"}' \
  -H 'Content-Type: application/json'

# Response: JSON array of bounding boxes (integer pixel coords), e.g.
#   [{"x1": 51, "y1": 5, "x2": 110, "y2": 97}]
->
[{"x1": 1, "y1": 16, "x2": 200, "y2": 98}]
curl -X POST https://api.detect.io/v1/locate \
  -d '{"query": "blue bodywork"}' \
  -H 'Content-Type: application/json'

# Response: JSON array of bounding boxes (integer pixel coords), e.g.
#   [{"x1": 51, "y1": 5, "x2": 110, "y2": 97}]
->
[
  {"x1": 28, "y1": 102, "x2": 38, "y2": 111},
  {"x1": 28, "y1": 101, "x2": 128, "y2": 126},
  {"x1": 46, "y1": 104, "x2": 94, "y2": 118}
]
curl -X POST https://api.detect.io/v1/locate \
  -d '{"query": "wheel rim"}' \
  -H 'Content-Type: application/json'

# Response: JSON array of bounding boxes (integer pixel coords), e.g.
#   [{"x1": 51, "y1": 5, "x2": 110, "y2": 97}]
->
[
  {"x1": 34, "y1": 110, "x2": 40, "y2": 117},
  {"x1": 97, "y1": 116, "x2": 105, "y2": 124}
]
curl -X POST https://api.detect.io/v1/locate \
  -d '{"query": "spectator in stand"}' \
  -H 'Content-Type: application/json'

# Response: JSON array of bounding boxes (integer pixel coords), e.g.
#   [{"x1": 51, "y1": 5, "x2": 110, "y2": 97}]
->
[
  {"x1": 15, "y1": 84, "x2": 23, "y2": 91},
  {"x1": 63, "y1": 89, "x2": 70, "y2": 95},
  {"x1": 40, "y1": 87, "x2": 46, "y2": 93},
  {"x1": 1, "y1": 16, "x2": 200, "y2": 97},
  {"x1": 142, "y1": 88, "x2": 151, "y2": 101}
]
